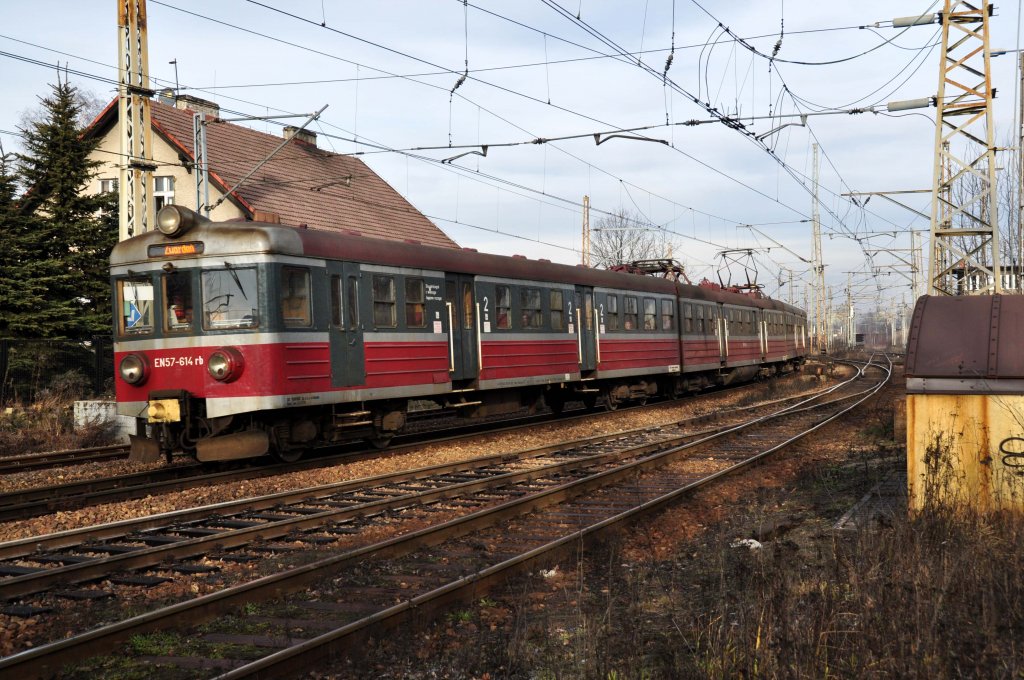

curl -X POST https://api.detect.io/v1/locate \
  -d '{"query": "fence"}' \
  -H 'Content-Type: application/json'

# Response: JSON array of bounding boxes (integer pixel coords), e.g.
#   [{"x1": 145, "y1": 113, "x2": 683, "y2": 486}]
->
[{"x1": 0, "y1": 336, "x2": 114, "y2": 405}]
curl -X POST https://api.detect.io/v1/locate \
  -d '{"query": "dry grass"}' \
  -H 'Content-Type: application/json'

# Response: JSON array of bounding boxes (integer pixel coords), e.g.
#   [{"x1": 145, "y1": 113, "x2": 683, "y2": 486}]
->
[{"x1": 0, "y1": 370, "x2": 118, "y2": 456}]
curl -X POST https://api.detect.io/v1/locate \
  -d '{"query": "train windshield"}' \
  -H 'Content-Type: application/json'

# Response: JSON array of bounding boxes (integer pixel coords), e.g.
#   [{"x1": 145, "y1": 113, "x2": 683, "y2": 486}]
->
[
  {"x1": 163, "y1": 271, "x2": 194, "y2": 333},
  {"x1": 201, "y1": 267, "x2": 260, "y2": 330},
  {"x1": 117, "y1": 277, "x2": 154, "y2": 336}
]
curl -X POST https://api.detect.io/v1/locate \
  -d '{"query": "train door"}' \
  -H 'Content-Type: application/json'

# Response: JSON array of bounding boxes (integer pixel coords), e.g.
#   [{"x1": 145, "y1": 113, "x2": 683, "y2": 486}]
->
[
  {"x1": 445, "y1": 274, "x2": 478, "y2": 382},
  {"x1": 573, "y1": 286, "x2": 597, "y2": 372},
  {"x1": 327, "y1": 262, "x2": 365, "y2": 387},
  {"x1": 716, "y1": 306, "x2": 728, "y2": 361},
  {"x1": 758, "y1": 310, "x2": 767, "y2": 359}
]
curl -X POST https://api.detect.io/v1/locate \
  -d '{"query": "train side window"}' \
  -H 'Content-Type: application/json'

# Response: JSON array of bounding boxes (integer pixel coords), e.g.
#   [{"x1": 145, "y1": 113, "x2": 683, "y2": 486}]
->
[
  {"x1": 661, "y1": 299, "x2": 674, "y2": 331},
  {"x1": 330, "y1": 275, "x2": 343, "y2": 327},
  {"x1": 405, "y1": 278, "x2": 426, "y2": 328},
  {"x1": 521, "y1": 288, "x2": 542, "y2": 329},
  {"x1": 696, "y1": 305, "x2": 704, "y2": 333},
  {"x1": 683, "y1": 303, "x2": 692, "y2": 333},
  {"x1": 118, "y1": 277, "x2": 154, "y2": 336},
  {"x1": 462, "y1": 282, "x2": 474, "y2": 330},
  {"x1": 606, "y1": 294, "x2": 619, "y2": 330},
  {"x1": 624, "y1": 296, "x2": 638, "y2": 330},
  {"x1": 373, "y1": 275, "x2": 397, "y2": 328},
  {"x1": 346, "y1": 276, "x2": 359, "y2": 329},
  {"x1": 550, "y1": 290, "x2": 564, "y2": 330},
  {"x1": 643, "y1": 298, "x2": 657, "y2": 330},
  {"x1": 162, "y1": 271, "x2": 193, "y2": 333},
  {"x1": 496, "y1": 285, "x2": 511, "y2": 329},
  {"x1": 281, "y1": 267, "x2": 312, "y2": 328}
]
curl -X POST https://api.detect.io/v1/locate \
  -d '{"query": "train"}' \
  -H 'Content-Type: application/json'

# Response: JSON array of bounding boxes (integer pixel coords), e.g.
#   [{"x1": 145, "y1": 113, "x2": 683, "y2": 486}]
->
[{"x1": 111, "y1": 205, "x2": 809, "y2": 463}]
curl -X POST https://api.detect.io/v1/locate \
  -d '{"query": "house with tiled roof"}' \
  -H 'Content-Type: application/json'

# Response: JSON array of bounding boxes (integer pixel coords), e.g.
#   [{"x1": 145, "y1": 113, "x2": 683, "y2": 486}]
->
[{"x1": 84, "y1": 93, "x2": 458, "y2": 248}]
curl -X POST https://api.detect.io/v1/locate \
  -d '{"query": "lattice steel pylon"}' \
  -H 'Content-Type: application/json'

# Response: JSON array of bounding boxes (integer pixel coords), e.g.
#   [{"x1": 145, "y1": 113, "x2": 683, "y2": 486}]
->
[
  {"x1": 928, "y1": 0, "x2": 1001, "y2": 295},
  {"x1": 117, "y1": 0, "x2": 156, "y2": 241}
]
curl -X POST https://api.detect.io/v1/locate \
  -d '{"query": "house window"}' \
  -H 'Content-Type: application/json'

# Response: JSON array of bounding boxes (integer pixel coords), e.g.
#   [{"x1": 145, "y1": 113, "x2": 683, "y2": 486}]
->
[
  {"x1": 550, "y1": 290, "x2": 564, "y2": 330},
  {"x1": 405, "y1": 278, "x2": 425, "y2": 328},
  {"x1": 372, "y1": 275, "x2": 396, "y2": 327},
  {"x1": 99, "y1": 178, "x2": 118, "y2": 194},
  {"x1": 154, "y1": 176, "x2": 175, "y2": 211},
  {"x1": 496, "y1": 285, "x2": 511, "y2": 329}
]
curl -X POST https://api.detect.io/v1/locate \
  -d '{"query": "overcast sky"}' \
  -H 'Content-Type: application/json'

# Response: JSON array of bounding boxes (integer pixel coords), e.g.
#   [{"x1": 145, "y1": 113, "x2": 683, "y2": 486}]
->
[{"x1": 1, "y1": 1, "x2": 1022, "y2": 314}]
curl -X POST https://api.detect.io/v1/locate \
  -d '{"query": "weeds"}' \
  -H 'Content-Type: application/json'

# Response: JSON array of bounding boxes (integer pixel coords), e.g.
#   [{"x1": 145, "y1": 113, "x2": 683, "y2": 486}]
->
[{"x1": 0, "y1": 369, "x2": 119, "y2": 455}]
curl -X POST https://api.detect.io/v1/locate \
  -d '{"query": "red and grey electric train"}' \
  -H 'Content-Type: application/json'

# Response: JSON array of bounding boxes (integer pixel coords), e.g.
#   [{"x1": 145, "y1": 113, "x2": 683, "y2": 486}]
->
[{"x1": 112, "y1": 205, "x2": 808, "y2": 463}]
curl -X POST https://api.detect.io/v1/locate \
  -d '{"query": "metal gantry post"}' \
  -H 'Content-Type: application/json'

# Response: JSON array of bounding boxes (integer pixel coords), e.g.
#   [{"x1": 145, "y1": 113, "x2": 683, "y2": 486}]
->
[
  {"x1": 117, "y1": 0, "x2": 156, "y2": 241},
  {"x1": 928, "y1": 0, "x2": 1002, "y2": 295},
  {"x1": 811, "y1": 144, "x2": 826, "y2": 350},
  {"x1": 582, "y1": 195, "x2": 591, "y2": 267},
  {"x1": 193, "y1": 112, "x2": 209, "y2": 214}
]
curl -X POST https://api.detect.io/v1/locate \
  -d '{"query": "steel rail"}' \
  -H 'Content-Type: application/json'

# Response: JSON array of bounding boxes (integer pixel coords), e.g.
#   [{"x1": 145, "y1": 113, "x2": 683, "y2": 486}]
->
[
  {"x1": 0, "y1": 374, "x2": 843, "y2": 598},
  {"x1": 221, "y1": 356, "x2": 892, "y2": 680},
  {"x1": 0, "y1": 374, "x2": 808, "y2": 522},
  {"x1": 0, "y1": 359, "x2": 888, "y2": 677}
]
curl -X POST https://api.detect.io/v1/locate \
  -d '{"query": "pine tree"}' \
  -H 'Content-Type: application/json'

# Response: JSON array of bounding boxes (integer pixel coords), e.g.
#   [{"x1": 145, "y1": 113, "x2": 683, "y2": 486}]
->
[
  {"x1": 11, "y1": 76, "x2": 117, "y2": 338},
  {"x1": 0, "y1": 144, "x2": 77, "y2": 337}
]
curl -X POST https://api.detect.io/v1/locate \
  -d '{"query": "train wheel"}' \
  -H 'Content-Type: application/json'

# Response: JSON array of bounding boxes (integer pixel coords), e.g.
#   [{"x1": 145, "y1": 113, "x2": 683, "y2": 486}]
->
[
  {"x1": 273, "y1": 447, "x2": 304, "y2": 463},
  {"x1": 546, "y1": 392, "x2": 565, "y2": 415},
  {"x1": 582, "y1": 394, "x2": 598, "y2": 411},
  {"x1": 603, "y1": 392, "x2": 620, "y2": 411},
  {"x1": 368, "y1": 435, "x2": 393, "y2": 449}
]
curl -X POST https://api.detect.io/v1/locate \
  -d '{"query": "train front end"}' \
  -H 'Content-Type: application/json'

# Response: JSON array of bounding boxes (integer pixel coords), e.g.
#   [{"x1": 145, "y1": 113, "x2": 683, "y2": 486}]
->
[{"x1": 112, "y1": 206, "x2": 277, "y2": 463}]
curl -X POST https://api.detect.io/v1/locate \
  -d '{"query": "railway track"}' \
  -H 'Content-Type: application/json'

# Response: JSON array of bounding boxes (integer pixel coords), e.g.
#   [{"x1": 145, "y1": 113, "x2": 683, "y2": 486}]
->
[
  {"x1": 0, "y1": 356, "x2": 889, "y2": 677},
  {"x1": 0, "y1": 444, "x2": 130, "y2": 475},
  {"x1": 0, "y1": 375, "x2": 806, "y2": 522}
]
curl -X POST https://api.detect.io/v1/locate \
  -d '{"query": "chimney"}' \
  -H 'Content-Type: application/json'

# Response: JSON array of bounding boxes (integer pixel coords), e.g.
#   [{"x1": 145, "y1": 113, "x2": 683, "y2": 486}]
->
[
  {"x1": 283, "y1": 126, "x2": 317, "y2": 147},
  {"x1": 174, "y1": 94, "x2": 220, "y2": 118}
]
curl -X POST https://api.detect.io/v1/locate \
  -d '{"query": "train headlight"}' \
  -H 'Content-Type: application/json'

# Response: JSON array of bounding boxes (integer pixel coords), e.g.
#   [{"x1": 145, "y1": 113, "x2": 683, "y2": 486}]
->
[
  {"x1": 208, "y1": 347, "x2": 244, "y2": 382},
  {"x1": 119, "y1": 353, "x2": 149, "y2": 385},
  {"x1": 156, "y1": 204, "x2": 200, "y2": 238}
]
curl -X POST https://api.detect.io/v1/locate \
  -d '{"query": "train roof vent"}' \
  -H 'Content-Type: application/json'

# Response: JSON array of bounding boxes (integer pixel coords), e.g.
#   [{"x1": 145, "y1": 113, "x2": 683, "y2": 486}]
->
[
  {"x1": 512, "y1": 254, "x2": 526, "y2": 259},
  {"x1": 462, "y1": 247, "x2": 478, "y2": 252},
  {"x1": 538, "y1": 258, "x2": 551, "y2": 263}
]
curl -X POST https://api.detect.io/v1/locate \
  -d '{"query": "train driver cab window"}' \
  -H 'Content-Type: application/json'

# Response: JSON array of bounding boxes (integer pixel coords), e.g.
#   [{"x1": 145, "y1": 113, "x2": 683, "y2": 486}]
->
[
  {"x1": 496, "y1": 285, "x2": 511, "y2": 329},
  {"x1": 163, "y1": 271, "x2": 193, "y2": 333},
  {"x1": 281, "y1": 267, "x2": 312, "y2": 328},
  {"x1": 373, "y1": 275, "x2": 397, "y2": 328},
  {"x1": 117, "y1": 277, "x2": 154, "y2": 336},
  {"x1": 606, "y1": 294, "x2": 619, "y2": 330},
  {"x1": 202, "y1": 267, "x2": 259, "y2": 330},
  {"x1": 406, "y1": 278, "x2": 426, "y2": 328},
  {"x1": 643, "y1": 298, "x2": 657, "y2": 330},
  {"x1": 550, "y1": 290, "x2": 564, "y2": 330},
  {"x1": 624, "y1": 296, "x2": 638, "y2": 330},
  {"x1": 661, "y1": 299, "x2": 674, "y2": 331},
  {"x1": 521, "y1": 288, "x2": 542, "y2": 329}
]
